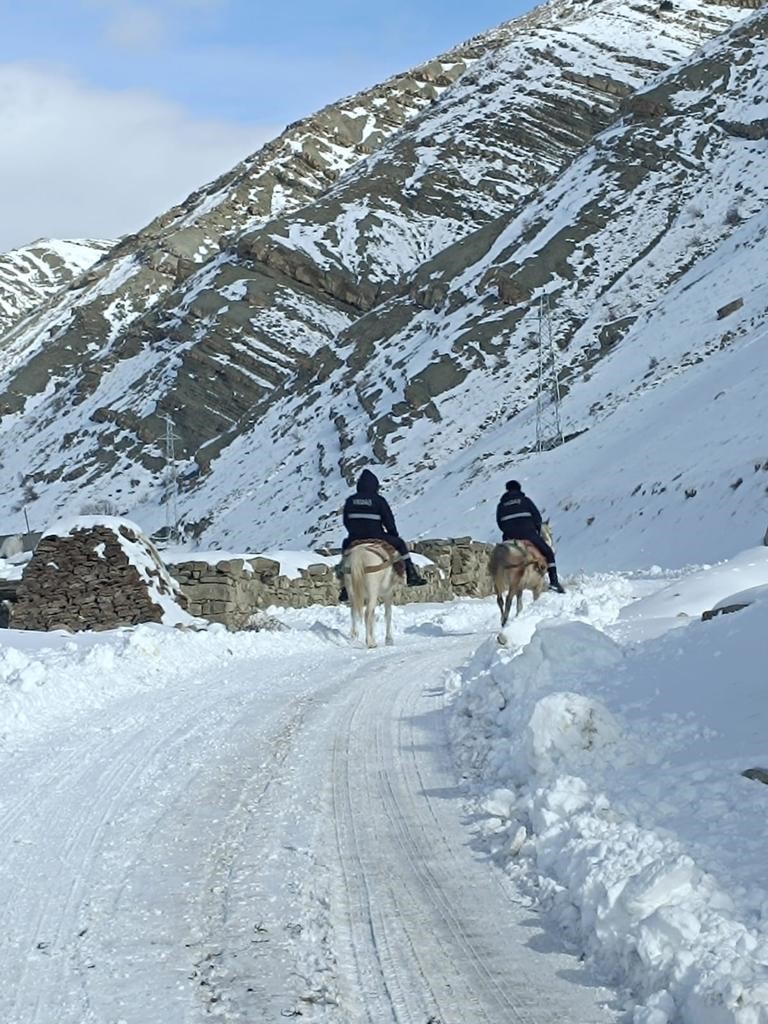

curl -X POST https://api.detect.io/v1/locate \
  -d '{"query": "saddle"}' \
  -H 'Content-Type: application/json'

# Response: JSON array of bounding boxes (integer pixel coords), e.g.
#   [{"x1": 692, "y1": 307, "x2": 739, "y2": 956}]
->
[
  {"x1": 345, "y1": 538, "x2": 406, "y2": 578},
  {"x1": 505, "y1": 539, "x2": 548, "y2": 573}
]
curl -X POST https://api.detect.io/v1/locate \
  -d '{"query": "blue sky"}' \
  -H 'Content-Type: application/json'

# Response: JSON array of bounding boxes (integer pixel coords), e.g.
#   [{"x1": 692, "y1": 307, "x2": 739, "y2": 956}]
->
[{"x1": 0, "y1": 0, "x2": 534, "y2": 249}]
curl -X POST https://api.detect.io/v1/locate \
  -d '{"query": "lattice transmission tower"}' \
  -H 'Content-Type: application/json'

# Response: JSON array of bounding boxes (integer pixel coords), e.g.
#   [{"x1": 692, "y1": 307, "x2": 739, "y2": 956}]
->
[
  {"x1": 161, "y1": 415, "x2": 181, "y2": 543},
  {"x1": 535, "y1": 293, "x2": 564, "y2": 452}
]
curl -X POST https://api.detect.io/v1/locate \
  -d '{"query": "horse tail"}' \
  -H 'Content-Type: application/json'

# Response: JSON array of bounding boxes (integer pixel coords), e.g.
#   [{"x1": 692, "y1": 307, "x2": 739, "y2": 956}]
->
[{"x1": 349, "y1": 548, "x2": 368, "y2": 608}]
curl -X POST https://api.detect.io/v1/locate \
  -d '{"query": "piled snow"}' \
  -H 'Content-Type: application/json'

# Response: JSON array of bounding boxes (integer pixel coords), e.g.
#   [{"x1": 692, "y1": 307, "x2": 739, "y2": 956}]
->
[
  {"x1": 449, "y1": 550, "x2": 768, "y2": 1024},
  {"x1": 249, "y1": 548, "x2": 336, "y2": 578},
  {"x1": 0, "y1": 622, "x2": 317, "y2": 751},
  {"x1": 618, "y1": 546, "x2": 768, "y2": 622},
  {"x1": 0, "y1": 550, "x2": 31, "y2": 581}
]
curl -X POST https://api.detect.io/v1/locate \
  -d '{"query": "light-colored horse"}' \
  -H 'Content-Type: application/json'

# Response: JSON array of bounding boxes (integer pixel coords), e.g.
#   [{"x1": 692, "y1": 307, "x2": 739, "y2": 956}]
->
[
  {"x1": 344, "y1": 542, "x2": 401, "y2": 648},
  {"x1": 490, "y1": 522, "x2": 554, "y2": 627}
]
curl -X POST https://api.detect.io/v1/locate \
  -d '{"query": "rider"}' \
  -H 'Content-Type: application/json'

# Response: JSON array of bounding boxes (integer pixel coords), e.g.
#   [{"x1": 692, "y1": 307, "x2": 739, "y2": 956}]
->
[
  {"x1": 495, "y1": 480, "x2": 566, "y2": 593},
  {"x1": 338, "y1": 468, "x2": 427, "y2": 601}
]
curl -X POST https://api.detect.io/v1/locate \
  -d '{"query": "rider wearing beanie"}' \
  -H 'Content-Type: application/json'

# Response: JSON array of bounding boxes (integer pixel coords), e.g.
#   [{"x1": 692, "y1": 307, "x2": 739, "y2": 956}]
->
[
  {"x1": 495, "y1": 480, "x2": 565, "y2": 593},
  {"x1": 338, "y1": 469, "x2": 426, "y2": 601}
]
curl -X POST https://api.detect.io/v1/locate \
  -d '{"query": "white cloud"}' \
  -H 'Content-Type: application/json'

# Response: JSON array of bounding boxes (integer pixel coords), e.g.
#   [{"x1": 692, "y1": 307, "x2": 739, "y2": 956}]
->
[{"x1": 0, "y1": 63, "x2": 278, "y2": 252}]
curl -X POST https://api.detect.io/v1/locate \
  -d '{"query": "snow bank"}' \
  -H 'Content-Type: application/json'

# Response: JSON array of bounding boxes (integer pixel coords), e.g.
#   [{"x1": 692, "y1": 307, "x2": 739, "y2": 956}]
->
[
  {"x1": 450, "y1": 603, "x2": 768, "y2": 1023},
  {"x1": 0, "y1": 622, "x2": 325, "y2": 751},
  {"x1": 619, "y1": 547, "x2": 768, "y2": 622}
]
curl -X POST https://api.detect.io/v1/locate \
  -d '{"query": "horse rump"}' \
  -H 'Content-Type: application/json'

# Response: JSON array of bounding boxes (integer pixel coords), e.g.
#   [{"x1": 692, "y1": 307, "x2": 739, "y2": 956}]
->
[
  {"x1": 489, "y1": 541, "x2": 526, "y2": 577},
  {"x1": 344, "y1": 537, "x2": 405, "y2": 578}
]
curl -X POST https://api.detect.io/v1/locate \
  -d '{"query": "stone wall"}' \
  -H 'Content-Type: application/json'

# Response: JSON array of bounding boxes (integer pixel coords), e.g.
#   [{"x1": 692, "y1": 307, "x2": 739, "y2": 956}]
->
[
  {"x1": 411, "y1": 537, "x2": 494, "y2": 598},
  {"x1": 170, "y1": 538, "x2": 495, "y2": 628},
  {"x1": 11, "y1": 521, "x2": 188, "y2": 632}
]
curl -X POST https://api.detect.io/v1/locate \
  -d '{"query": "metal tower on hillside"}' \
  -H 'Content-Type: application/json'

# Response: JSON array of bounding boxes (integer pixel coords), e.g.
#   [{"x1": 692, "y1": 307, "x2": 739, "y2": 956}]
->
[
  {"x1": 161, "y1": 415, "x2": 181, "y2": 542},
  {"x1": 535, "y1": 293, "x2": 564, "y2": 452}
]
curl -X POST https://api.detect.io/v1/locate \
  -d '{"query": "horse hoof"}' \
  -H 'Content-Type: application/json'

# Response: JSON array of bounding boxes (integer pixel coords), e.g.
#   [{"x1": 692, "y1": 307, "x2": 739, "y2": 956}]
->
[{"x1": 385, "y1": 637, "x2": 394, "y2": 647}]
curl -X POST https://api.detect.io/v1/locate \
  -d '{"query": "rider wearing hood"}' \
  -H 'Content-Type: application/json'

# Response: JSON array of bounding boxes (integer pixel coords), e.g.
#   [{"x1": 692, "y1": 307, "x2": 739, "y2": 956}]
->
[
  {"x1": 496, "y1": 480, "x2": 565, "y2": 593},
  {"x1": 339, "y1": 469, "x2": 426, "y2": 600}
]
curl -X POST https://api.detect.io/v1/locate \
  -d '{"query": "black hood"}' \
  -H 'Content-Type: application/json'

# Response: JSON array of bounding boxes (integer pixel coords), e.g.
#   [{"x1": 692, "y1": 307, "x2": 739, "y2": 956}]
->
[{"x1": 356, "y1": 469, "x2": 380, "y2": 496}]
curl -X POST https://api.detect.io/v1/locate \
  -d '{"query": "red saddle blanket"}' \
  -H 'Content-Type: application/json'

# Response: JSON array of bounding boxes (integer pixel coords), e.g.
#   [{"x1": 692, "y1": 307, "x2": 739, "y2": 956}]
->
[{"x1": 345, "y1": 538, "x2": 406, "y2": 578}]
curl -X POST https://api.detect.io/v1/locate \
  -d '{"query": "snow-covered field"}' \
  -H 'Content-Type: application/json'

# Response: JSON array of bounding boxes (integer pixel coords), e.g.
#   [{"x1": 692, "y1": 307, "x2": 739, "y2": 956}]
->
[{"x1": 2, "y1": 546, "x2": 766, "y2": 1023}]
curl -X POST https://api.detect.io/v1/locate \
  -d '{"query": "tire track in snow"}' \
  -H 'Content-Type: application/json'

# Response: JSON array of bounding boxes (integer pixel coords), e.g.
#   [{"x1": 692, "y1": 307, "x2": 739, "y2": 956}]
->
[
  {"x1": 0, "y1": 651, "x2": 343, "y2": 1024},
  {"x1": 0, "y1": 625, "x2": 623, "y2": 1024},
  {"x1": 326, "y1": 639, "x2": 620, "y2": 1023}
]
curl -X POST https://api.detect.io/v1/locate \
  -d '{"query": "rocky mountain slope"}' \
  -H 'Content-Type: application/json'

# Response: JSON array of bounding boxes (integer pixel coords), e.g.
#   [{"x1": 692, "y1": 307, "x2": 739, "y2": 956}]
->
[
  {"x1": 0, "y1": 0, "x2": 763, "y2": 565},
  {"x1": 0, "y1": 25, "x2": 503, "y2": 419},
  {"x1": 0, "y1": 238, "x2": 112, "y2": 339}
]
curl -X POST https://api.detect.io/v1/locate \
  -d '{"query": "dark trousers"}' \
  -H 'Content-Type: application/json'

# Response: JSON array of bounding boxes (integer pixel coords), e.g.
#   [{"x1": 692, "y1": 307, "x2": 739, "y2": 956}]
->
[
  {"x1": 502, "y1": 530, "x2": 555, "y2": 567},
  {"x1": 343, "y1": 534, "x2": 409, "y2": 557}
]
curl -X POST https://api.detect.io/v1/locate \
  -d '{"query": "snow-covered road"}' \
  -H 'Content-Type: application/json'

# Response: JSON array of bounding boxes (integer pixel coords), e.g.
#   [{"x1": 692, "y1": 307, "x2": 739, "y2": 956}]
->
[{"x1": 0, "y1": 616, "x2": 619, "y2": 1024}]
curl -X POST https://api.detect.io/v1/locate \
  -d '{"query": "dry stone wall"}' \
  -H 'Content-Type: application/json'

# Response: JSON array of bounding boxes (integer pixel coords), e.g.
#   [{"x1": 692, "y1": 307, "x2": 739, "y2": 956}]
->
[
  {"x1": 11, "y1": 521, "x2": 188, "y2": 632},
  {"x1": 4, "y1": 533, "x2": 496, "y2": 632},
  {"x1": 170, "y1": 538, "x2": 496, "y2": 628}
]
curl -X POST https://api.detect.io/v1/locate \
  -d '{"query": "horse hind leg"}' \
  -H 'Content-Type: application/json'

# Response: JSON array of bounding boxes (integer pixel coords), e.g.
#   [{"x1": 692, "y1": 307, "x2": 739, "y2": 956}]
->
[
  {"x1": 348, "y1": 576, "x2": 362, "y2": 641},
  {"x1": 364, "y1": 582, "x2": 379, "y2": 649},
  {"x1": 503, "y1": 589, "x2": 515, "y2": 627},
  {"x1": 495, "y1": 589, "x2": 505, "y2": 626},
  {"x1": 365, "y1": 600, "x2": 377, "y2": 648},
  {"x1": 384, "y1": 592, "x2": 394, "y2": 646}
]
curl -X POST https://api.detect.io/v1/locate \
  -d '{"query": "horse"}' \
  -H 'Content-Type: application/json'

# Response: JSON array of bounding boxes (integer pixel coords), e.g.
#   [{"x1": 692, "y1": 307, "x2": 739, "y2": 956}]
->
[
  {"x1": 344, "y1": 541, "x2": 402, "y2": 648},
  {"x1": 490, "y1": 522, "x2": 554, "y2": 628}
]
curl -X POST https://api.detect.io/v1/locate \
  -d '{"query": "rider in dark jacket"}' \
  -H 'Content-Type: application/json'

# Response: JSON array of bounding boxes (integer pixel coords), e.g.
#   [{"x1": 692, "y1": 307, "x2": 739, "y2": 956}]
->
[
  {"x1": 339, "y1": 469, "x2": 426, "y2": 600},
  {"x1": 496, "y1": 480, "x2": 565, "y2": 593}
]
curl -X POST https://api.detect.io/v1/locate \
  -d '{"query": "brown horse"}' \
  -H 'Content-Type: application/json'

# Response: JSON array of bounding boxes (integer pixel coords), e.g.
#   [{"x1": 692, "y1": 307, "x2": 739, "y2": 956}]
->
[{"x1": 490, "y1": 522, "x2": 554, "y2": 627}]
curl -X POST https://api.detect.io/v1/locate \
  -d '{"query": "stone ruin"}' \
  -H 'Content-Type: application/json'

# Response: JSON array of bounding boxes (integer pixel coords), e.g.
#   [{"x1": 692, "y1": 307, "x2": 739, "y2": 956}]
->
[{"x1": 10, "y1": 517, "x2": 191, "y2": 632}]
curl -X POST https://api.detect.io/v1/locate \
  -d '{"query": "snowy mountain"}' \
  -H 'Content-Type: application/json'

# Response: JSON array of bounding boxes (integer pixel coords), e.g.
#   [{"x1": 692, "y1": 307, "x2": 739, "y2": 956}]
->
[
  {"x1": 0, "y1": 0, "x2": 764, "y2": 572},
  {"x1": 0, "y1": 22, "x2": 504, "y2": 420},
  {"x1": 0, "y1": 237, "x2": 112, "y2": 338},
  {"x1": 2, "y1": 7, "x2": 768, "y2": 1018}
]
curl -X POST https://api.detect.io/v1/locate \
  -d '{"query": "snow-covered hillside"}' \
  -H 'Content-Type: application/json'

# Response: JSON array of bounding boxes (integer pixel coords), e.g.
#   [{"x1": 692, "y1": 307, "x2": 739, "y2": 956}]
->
[
  {"x1": 154, "y1": 5, "x2": 768, "y2": 569},
  {"x1": 0, "y1": 237, "x2": 112, "y2": 338},
  {"x1": 0, "y1": 0, "x2": 751, "y2": 555}
]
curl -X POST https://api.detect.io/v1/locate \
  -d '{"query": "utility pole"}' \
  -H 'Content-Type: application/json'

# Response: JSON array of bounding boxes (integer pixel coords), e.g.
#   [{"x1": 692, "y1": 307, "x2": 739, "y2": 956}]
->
[
  {"x1": 535, "y1": 293, "x2": 564, "y2": 452},
  {"x1": 161, "y1": 415, "x2": 181, "y2": 543}
]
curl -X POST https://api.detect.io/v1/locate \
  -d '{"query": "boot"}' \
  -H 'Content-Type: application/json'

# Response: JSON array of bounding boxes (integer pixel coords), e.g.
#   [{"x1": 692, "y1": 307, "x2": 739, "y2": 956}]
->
[
  {"x1": 339, "y1": 585, "x2": 349, "y2": 602},
  {"x1": 548, "y1": 566, "x2": 566, "y2": 594},
  {"x1": 405, "y1": 558, "x2": 427, "y2": 587}
]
